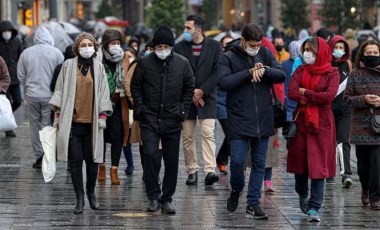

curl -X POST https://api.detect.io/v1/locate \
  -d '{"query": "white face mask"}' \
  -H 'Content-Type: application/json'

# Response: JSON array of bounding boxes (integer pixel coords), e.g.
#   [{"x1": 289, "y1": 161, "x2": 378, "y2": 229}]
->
[
  {"x1": 332, "y1": 49, "x2": 345, "y2": 59},
  {"x1": 155, "y1": 48, "x2": 171, "y2": 60},
  {"x1": 79, "y1": 47, "x2": 95, "y2": 59},
  {"x1": 246, "y1": 46, "x2": 259, "y2": 56},
  {"x1": 303, "y1": 51, "x2": 316, "y2": 64},
  {"x1": 128, "y1": 57, "x2": 135, "y2": 64},
  {"x1": 2, "y1": 31, "x2": 12, "y2": 41},
  {"x1": 145, "y1": 50, "x2": 152, "y2": 56},
  {"x1": 108, "y1": 44, "x2": 122, "y2": 55}
]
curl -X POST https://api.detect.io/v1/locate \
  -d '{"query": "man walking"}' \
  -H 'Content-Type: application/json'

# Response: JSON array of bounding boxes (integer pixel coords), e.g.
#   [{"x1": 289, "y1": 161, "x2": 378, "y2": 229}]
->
[
  {"x1": 218, "y1": 23, "x2": 285, "y2": 219},
  {"x1": 0, "y1": 20, "x2": 24, "y2": 137},
  {"x1": 174, "y1": 15, "x2": 222, "y2": 186},
  {"x1": 131, "y1": 24, "x2": 194, "y2": 214},
  {"x1": 17, "y1": 26, "x2": 64, "y2": 168}
]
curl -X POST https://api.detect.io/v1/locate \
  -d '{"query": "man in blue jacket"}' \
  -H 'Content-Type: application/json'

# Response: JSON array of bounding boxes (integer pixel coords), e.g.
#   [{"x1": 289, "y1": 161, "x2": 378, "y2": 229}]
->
[{"x1": 218, "y1": 23, "x2": 285, "y2": 219}]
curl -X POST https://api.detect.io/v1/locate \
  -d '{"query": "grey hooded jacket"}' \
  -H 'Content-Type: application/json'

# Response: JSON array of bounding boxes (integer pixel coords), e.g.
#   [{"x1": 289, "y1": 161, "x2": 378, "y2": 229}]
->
[{"x1": 17, "y1": 26, "x2": 64, "y2": 102}]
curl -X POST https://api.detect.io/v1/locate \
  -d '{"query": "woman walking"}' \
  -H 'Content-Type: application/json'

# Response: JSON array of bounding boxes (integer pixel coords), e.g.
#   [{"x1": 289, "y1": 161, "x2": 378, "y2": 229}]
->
[
  {"x1": 344, "y1": 40, "x2": 380, "y2": 210},
  {"x1": 50, "y1": 32, "x2": 112, "y2": 214},
  {"x1": 287, "y1": 37, "x2": 339, "y2": 222}
]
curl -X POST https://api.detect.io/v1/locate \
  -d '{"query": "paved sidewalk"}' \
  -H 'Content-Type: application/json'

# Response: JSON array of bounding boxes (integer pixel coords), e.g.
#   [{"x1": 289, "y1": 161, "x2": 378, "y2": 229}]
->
[{"x1": 0, "y1": 105, "x2": 379, "y2": 229}]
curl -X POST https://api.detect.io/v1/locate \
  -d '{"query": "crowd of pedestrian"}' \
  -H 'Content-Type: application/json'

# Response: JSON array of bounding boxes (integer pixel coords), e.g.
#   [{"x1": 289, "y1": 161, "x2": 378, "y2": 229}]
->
[{"x1": 1, "y1": 15, "x2": 380, "y2": 223}]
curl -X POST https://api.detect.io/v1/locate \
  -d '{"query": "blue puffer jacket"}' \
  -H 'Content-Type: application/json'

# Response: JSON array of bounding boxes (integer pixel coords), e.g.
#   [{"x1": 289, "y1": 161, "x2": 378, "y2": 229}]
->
[{"x1": 217, "y1": 42, "x2": 286, "y2": 138}]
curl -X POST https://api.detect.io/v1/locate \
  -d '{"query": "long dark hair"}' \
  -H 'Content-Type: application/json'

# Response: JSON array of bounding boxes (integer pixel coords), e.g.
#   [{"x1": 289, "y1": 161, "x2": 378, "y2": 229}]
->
[{"x1": 354, "y1": 40, "x2": 380, "y2": 68}]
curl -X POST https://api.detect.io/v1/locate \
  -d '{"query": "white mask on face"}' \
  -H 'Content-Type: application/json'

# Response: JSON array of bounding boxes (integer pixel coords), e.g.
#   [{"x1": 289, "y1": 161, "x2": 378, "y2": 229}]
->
[
  {"x1": 128, "y1": 57, "x2": 135, "y2": 64},
  {"x1": 155, "y1": 48, "x2": 171, "y2": 60},
  {"x1": 246, "y1": 47, "x2": 259, "y2": 56},
  {"x1": 108, "y1": 44, "x2": 122, "y2": 55},
  {"x1": 303, "y1": 51, "x2": 316, "y2": 64},
  {"x1": 2, "y1": 31, "x2": 12, "y2": 41},
  {"x1": 79, "y1": 47, "x2": 95, "y2": 59}
]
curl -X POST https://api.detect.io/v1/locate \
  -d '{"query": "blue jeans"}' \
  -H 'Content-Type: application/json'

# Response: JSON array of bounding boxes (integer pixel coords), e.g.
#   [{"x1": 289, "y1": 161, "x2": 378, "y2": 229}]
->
[
  {"x1": 123, "y1": 144, "x2": 133, "y2": 167},
  {"x1": 264, "y1": 167, "x2": 272, "y2": 181},
  {"x1": 230, "y1": 137, "x2": 268, "y2": 206},
  {"x1": 295, "y1": 173, "x2": 324, "y2": 211}
]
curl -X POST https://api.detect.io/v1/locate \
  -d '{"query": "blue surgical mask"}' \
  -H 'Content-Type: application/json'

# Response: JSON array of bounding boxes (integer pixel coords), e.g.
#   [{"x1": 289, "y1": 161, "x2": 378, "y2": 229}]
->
[
  {"x1": 183, "y1": 31, "x2": 193, "y2": 42},
  {"x1": 332, "y1": 49, "x2": 345, "y2": 59}
]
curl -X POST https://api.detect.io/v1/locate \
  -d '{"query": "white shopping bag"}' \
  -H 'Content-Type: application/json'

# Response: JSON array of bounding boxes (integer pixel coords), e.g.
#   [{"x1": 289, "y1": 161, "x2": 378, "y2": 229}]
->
[
  {"x1": 0, "y1": 94, "x2": 17, "y2": 132},
  {"x1": 39, "y1": 126, "x2": 57, "y2": 183}
]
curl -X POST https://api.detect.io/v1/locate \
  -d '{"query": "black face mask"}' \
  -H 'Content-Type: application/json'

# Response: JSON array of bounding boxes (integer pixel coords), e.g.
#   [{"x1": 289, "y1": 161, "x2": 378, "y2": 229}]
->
[
  {"x1": 362, "y1": 56, "x2": 380, "y2": 68},
  {"x1": 275, "y1": 45, "x2": 284, "y2": 52}
]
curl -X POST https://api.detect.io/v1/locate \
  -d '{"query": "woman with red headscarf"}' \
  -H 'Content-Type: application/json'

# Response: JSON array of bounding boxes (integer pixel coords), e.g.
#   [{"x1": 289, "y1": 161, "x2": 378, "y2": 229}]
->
[{"x1": 287, "y1": 37, "x2": 339, "y2": 222}]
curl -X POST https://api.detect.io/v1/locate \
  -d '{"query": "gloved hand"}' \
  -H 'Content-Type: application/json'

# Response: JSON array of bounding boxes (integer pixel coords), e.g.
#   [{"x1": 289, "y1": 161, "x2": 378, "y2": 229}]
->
[
  {"x1": 53, "y1": 112, "x2": 60, "y2": 128},
  {"x1": 98, "y1": 113, "x2": 107, "y2": 129}
]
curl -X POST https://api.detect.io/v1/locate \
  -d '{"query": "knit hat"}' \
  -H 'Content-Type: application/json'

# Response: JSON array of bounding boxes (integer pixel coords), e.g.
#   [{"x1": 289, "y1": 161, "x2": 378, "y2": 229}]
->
[
  {"x1": 101, "y1": 29, "x2": 123, "y2": 47},
  {"x1": 152, "y1": 24, "x2": 174, "y2": 47},
  {"x1": 72, "y1": 32, "x2": 98, "y2": 56}
]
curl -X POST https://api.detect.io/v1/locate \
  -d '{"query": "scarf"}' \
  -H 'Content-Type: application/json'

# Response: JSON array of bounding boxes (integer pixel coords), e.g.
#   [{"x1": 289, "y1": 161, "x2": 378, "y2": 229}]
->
[
  {"x1": 103, "y1": 47, "x2": 125, "y2": 96},
  {"x1": 301, "y1": 37, "x2": 333, "y2": 131}
]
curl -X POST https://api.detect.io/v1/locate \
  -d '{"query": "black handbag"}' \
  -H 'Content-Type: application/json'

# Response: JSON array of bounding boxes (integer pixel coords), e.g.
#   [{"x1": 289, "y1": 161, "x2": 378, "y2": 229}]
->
[
  {"x1": 369, "y1": 108, "x2": 380, "y2": 134},
  {"x1": 272, "y1": 86, "x2": 286, "y2": 128},
  {"x1": 282, "y1": 111, "x2": 300, "y2": 138}
]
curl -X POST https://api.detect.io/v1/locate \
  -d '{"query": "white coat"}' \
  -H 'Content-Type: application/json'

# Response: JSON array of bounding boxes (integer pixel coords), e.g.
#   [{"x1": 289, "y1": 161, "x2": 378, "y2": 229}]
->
[{"x1": 50, "y1": 56, "x2": 113, "y2": 163}]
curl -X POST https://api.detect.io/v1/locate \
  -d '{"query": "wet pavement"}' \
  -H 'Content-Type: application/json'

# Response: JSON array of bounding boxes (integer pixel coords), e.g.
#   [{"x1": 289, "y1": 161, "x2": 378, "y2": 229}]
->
[{"x1": 0, "y1": 104, "x2": 380, "y2": 229}]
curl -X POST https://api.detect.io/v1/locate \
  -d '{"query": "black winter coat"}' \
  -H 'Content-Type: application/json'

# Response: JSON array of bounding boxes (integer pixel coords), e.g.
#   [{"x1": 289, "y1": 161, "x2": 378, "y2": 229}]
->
[
  {"x1": 174, "y1": 37, "x2": 222, "y2": 119},
  {"x1": 0, "y1": 21, "x2": 23, "y2": 85},
  {"x1": 131, "y1": 51, "x2": 195, "y2": 134},
  {"x1": 218, "y1": 43, "x2": 286, "y2": 138}
]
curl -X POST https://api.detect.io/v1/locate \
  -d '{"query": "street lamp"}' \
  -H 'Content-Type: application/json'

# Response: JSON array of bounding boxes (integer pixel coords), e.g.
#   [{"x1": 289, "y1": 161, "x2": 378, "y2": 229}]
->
[{"x1": 350, "y1": 6, "x2": 356, "y2": 14}]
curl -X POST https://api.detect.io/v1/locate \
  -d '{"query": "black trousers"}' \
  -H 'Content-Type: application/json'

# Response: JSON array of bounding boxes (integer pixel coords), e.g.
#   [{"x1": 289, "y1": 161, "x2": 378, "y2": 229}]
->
[
  {"x1": 334, "y1": 111, "x2": 352, "y2": 175},
  {"x1": 68, "y1": 123, "x2": 98, "y2": 194},
  {"x1": 103, "y1": 100, "x2": 123, "y2": 166},
  {"x1": 141, "y1": 128, "x2": 181, "y2": 203},
  {"x1": 6, "y1": 84, "x2": 22, "y2": 112},
  {"x1": 356, "y1": 145, "x2": 380, "y2": 202},
  {"x1": 216, "y1": 119, "x2": 230, "y2": 166}
]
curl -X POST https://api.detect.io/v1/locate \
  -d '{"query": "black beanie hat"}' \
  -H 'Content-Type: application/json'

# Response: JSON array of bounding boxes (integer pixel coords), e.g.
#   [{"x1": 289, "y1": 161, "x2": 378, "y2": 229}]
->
[
  {"x1": 152, "y1": 24, "x2": 174, "y2": 47},
  {"x1": 101, "y1": 29, "x2": 123, "y2": 47}
]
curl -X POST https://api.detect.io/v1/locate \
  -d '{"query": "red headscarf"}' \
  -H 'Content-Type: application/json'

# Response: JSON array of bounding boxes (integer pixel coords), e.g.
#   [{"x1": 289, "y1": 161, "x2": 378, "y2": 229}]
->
[{"x1": 301, "y1": 37, "x2": 333, "y2": 130}]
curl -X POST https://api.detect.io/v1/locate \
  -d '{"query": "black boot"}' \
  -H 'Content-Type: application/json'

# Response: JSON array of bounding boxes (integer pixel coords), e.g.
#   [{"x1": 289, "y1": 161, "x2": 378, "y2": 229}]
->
[
  {"x1": 86, "y1": 191, "x2": 99, "y2": 210},
  {"x1": 86, "y1": 161, "x2": 99, "y2": 210},
  {"x1": 73, "y1": 191, "x2": 85, "y2": 214},
  {"x1": 70, "y1": 160, "x2": 85, "y2": 214}
]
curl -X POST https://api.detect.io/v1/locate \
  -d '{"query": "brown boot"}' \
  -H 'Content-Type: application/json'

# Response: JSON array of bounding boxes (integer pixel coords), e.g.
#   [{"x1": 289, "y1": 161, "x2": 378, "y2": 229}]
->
[
  {"x1": 110, "y1": 167, "x2": 120, "y2": 185},
  {"x1": 98, "y1": 164, "x2": 106, "y2": 182}
]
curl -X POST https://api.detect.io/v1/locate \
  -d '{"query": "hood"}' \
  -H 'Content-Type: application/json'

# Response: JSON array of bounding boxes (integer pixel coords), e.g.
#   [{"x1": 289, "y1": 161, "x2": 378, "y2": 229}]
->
[
  {"x1": 288, "y1": 40, "x2": 301, "y2": 59},
  {"x1": 33, "y1": 26, "x2": 54, "y2": 46},
  {"x1": 0, "y1": 20, "x2": 18, "y2": 40},
  {"x1": 228, "y1": 38, "x2": 247, "y2": 59},
  {"x1": 301, "y1": 37, "x2": 331, "y2": 67},
  {"x1": 298, "y1": 29, "x2": 310, "y2": 43},
  {"x1": 328, "y1": 35, "x2": 349, "y2": 62}
]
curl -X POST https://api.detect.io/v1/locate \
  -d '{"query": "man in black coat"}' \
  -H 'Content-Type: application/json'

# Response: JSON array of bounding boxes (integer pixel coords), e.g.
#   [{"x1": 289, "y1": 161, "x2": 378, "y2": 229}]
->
[
  {"x1": 131, "y1": 24, "x2": 195, "y2": 215},
  {"x1": 218, "y1": 23, "x2": 285, "y2": 219},
  {"x1": 0, "y1": 20, "x2": 23, "y2": 137},
  {"x1": 174, "y1": 15, "x2": 222, "y2": 186}
]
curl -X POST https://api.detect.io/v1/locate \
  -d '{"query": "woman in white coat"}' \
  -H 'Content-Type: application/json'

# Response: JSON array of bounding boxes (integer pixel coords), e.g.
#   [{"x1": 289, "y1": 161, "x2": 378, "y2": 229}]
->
[{"x1": 50, "y1": 32, "x2": 113, "y2": 214}]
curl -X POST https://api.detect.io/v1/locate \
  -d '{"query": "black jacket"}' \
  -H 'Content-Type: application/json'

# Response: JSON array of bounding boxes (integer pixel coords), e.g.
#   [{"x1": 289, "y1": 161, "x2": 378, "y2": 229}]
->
[
  {"x1": 0, "y1": 21, "x2": 23, "y2": 85},
  {"x1": 218, "y1": 42, "x2": 286, "y2": 138},
  {"x1": 174, "y1": 37, "x2": 222, "y2": 119},
  {"x1": 131, "y1": 51, "x2": 195, "y2": 134}
]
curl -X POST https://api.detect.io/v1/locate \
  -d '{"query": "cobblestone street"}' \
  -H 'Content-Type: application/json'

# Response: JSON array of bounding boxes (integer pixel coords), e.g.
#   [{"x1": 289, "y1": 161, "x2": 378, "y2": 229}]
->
[{"x1": 0, "y1": 105, "x2": 379, "y2": 229}]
